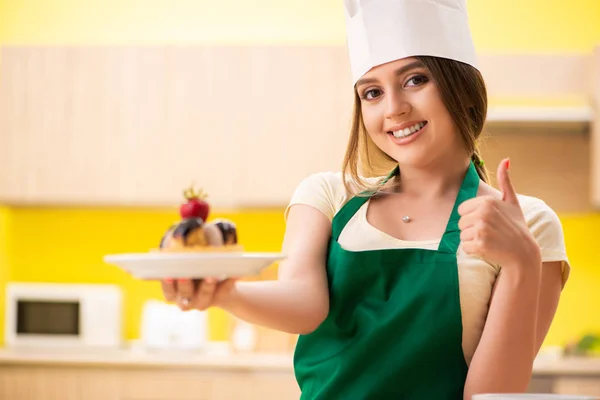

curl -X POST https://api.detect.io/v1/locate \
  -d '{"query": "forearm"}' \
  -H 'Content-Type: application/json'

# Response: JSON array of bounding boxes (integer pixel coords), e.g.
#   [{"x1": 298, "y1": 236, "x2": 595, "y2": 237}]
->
[
  {"x1": 464, "y1": 260, "x2": 542, "y2": 399},
  {"x1": 218, "y1": 279, "x2": 329, "y2": 335}
]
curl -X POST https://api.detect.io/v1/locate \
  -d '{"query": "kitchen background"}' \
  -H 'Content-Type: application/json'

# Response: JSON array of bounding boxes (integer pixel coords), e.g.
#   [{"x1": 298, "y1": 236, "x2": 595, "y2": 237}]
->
[{"x1": 0, "y1": 0, "x2": 599, "y2": 398}]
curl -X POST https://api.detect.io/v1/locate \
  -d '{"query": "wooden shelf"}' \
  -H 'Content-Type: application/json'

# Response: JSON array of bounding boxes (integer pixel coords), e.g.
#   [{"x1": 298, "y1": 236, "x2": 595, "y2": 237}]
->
[{"x1": 487, "y1": 106, "x2": 594, "y2": 124}]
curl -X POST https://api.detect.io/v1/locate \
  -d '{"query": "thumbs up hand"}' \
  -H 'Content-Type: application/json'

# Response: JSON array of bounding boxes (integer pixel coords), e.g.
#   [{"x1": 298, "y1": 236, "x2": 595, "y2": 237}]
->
[{"x1": 458, "y1": 158, "x2": 541, "y2": 269}]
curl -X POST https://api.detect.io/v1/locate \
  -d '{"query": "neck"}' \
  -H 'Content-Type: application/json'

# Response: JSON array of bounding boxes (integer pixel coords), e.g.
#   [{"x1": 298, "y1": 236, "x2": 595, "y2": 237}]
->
[{"x1": 395, "y1": 156, "x2": 472, "y2": 200}]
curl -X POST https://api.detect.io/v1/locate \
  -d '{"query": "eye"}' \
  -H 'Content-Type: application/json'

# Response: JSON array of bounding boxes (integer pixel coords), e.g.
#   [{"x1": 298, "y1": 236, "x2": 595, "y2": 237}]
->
[
  {"x1": 361, "y1": 88, "x2": 382, "y2": 100},
  {"x1": 405, "y1": 74, "x2": 429, "y2": 87}
]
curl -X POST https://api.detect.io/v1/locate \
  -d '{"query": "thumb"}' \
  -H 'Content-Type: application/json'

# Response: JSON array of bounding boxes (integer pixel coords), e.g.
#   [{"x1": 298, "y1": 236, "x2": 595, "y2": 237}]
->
[{"x1": 497, "y1": 158, "x2": 518, "y2": 204}]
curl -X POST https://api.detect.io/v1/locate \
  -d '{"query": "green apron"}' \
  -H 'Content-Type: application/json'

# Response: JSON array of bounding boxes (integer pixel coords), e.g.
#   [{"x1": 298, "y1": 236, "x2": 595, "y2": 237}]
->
[{"x1": 294, "y1": 162, "x2": 480, "y2": 399}]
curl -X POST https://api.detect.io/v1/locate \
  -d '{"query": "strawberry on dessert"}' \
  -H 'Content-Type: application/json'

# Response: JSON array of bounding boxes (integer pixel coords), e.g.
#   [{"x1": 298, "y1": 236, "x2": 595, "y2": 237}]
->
[
  {"x1": 158, "y1": 186, "x2": 241, "y2": 252},
  {"x1": 180, "y1": 186, "x2": 210, "y2": 222}
]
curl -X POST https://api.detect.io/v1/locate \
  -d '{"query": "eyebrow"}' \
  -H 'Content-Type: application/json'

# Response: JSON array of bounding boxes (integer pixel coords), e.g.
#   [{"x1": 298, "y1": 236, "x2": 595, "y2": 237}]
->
[{"x1": 355, "y1": 60, "x2": 425, "y2": 88}]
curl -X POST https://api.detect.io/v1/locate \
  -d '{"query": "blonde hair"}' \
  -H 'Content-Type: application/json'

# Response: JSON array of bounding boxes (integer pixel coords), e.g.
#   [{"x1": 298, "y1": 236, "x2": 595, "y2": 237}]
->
[{"x1": 342, "y1": 56, "x2": 489, "y2": 196}]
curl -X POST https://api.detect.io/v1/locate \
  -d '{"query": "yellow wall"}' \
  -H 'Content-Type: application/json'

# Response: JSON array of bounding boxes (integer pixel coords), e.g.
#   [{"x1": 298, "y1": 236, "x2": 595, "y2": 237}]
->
[
  {"x1": 0, "y1": 207, "x2": 11, "y2": 344},
  {"x1": 546, "y1": 215, "x2": 600, "y2": 346},
  {"x1": 0, "y1": 0, "x2": 599, "y2": 51},
  {"x1": 0, "y1": 0, "x2": 599, "y2": 347},
  {"x1": 4, "y1": 207, "x2": 285, "y2": 342},
  {"x1": 0, "y1": 206, "x2": 598, "y2": 347}
]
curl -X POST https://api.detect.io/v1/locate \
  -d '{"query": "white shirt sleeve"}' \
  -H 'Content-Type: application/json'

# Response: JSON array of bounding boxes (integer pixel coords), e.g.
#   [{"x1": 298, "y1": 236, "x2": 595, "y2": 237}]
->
[
  {"x1": 284, "y1": 172, "x2": 348, "y2": 222},
  {"x1": 521, "y1": 195, "x2": 571, "y2": 287}
]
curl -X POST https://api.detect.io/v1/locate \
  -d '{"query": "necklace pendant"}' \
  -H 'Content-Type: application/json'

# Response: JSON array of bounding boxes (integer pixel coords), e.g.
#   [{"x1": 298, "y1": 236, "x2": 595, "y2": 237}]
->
[{"x1": 402, "y1": 215, "x2": 411, "y2": 223}]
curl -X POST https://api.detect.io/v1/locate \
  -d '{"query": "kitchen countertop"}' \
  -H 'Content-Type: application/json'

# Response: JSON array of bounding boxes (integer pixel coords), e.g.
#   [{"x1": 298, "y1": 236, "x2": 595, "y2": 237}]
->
[
  {"x1": 0, "y1": 347, "x2": 599, "y2": 376},
  {"x1": 0, "y1": 346, "x2": 294, "y2": 371},
  {"x1": 533, "y1": 356, "x2": 600, "y2": 377}
]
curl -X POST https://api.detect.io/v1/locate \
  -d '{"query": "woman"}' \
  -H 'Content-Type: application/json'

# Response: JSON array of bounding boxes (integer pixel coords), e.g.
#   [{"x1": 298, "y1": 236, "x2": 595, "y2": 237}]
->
[{"x1": 161, "y1": 0, "x2": 570, "y2": 398}]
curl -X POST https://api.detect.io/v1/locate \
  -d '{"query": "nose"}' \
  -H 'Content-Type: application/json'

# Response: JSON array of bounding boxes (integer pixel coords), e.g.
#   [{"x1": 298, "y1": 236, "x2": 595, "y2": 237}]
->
[{"x1": 383, "y1": 90, "x2": 411, "y2": 120}]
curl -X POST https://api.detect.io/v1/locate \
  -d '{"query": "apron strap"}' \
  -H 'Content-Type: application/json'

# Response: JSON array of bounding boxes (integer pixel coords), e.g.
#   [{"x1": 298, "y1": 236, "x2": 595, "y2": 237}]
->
[
  {"x1": 438, "y1": 162, "x2": 480, "y2": 254},
  {"x1": 331, "y1": 163, "x2": 479, "y2": 252},
  {"x1": 332, "y1": 166, "x2": 399, "y2": 241}
]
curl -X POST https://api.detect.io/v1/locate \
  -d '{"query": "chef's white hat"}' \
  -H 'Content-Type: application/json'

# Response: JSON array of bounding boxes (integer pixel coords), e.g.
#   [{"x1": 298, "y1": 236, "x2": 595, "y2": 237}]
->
[{"x1": 344, "y1": 0, "x2": 479, "y2": 85}]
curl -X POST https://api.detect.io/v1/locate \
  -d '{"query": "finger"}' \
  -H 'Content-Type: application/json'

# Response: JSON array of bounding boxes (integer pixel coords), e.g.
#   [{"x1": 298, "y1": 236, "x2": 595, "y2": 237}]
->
[
  {"x1": 176, "y1": 278, "x2": 195, "y2": 310},
  {"x1": 222, "y1": 276, "x2": 240, "y2": 288},
  {"x1": 496, "y1": 158, "x2": 518, "y2": 205},
  {"x1": 461, "y1": 240, "x2": 482, "y2": 258},
  {"x1": 458, "y1": 195, "x2": 495, "y2": 216},
  {"x1": 215, "y1": 278, "x2": 238, "y2": 303},
  {"x1": 161, "y1": 278, "x2": 177, "y2": 302},
  {"x1": 221, "y1": 278, "x2": 238, "y2": 291},
  {"x1": 194, "y1": 278, "x2": 218, "y2": 311},
  {"x1": 459, "y1": 226, "x2": 476, "y2": 242},
  {"x1": 192, "y1": 278, "x2": 203, "y2": 292},
  {"x1": 458, "y1": 212, "x2": 480, "y2": 231}
]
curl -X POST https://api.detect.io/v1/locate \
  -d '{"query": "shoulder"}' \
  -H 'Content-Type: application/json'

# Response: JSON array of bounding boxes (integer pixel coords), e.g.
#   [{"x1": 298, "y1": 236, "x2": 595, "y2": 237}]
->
[
  {"x1": 478, "y1": 183, "x2": 564, "y2": 239},
  {"x1": 513, "y1": 192, "x2": 563, "y2": 236},
  {"x1": 516, "y1": 194, "x2": 567, "y2": 256},
  {"x1": 517, "y1": 193, "x2": 571, "y2": 287},
  {"x1": 517, "y1": 194, "x2": 560, "y2": 224},
  {"x1": 284, "y1": 171, "x2": 381, "y2": 222}
]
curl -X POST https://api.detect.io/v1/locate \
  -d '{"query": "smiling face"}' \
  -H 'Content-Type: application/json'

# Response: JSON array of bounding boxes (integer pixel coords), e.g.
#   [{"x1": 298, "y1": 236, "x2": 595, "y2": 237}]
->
[
  {"x1": 355, "y1": 57, "x2": 464, "y2": 169},
  {"x1": 341, "y1": 56, "x2": 488, "y2": 195}
]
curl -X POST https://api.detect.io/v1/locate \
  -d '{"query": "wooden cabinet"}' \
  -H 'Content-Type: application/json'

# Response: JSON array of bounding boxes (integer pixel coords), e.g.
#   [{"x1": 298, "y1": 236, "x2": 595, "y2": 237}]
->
[
  {"x1": 0, "y1": 46, "x2": 352, "y2": 208},
  {"x1": 77, "y1": 370, "x2": 122, "y2": 400},
  {"x1": 0, "y1": 349, "x2": 300, "y2": 400},
  {"x1": 0, "y1": 365, "x2": 300, "y2": 400},
  {"x1": 0, "y1": 367, "x2": 80, "y2": 400},
  {"x1": 119, "y1": 370, "x2": 213, "y2": 400},
  {"x1": 553, "y1": 377, "x2": 600, "y2": 396},
  {"x1": 590, "y1": 45, "x2": 600, "y2": 208},
  {"x1": 0, "y1": 46, "x2": 598, "y2": 210},
  {"x1": 2, "y1": 352, "x2": 600, "y2": 399},
  {"x1": 529, "y1": 376, "x2": 600, "y2": 396}
]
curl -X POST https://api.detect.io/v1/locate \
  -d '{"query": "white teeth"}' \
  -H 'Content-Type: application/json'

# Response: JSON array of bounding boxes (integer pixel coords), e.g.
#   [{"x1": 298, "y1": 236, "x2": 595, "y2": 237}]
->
[{"x1": 392, "y1": 122, "x2": 426, "y2": 138}]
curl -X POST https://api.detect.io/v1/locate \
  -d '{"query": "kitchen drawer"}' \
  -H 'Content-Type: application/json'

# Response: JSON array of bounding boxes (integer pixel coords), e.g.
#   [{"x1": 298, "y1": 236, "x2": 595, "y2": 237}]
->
[
  {"x1": 120, "y1": 370, "x2": 212, "y2": 400},
  {"x1": 554, "y1": 377, "x2": 600, "y2": 396},
  {"x1": 0, "y1": 366, "x2": 79, "y2": 400}
]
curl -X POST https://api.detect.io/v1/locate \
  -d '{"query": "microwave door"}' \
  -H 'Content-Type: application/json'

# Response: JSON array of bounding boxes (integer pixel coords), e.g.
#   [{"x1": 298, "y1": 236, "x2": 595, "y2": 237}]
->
[{"x1": 17, "y1": 300, "x2": 80, "y2": 336}]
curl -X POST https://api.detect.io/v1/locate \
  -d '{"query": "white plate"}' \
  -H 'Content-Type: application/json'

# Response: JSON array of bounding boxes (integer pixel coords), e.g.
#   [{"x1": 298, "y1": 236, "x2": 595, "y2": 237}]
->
[
  {"x1": 473, "y1": 395, "x2": 598, "y2": 400},
  {"x1": 104, "y1": 252, "x2": 287, "y2": 280}
]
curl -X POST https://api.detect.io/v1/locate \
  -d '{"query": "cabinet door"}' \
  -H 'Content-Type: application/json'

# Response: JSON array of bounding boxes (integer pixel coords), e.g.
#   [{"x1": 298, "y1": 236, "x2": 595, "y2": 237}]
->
[
  {"x1": 554, "y1": 377, "x2": 600, "y2": 396},
  {"x1": 0, "y1": 46, "x2": 353, "y2": 208},
  {"x1": 119, "y1": 370, "x2": 213, "y2": 400},
  {"x1": 232, "y1": 47, "x2": 354, "y2": 207},
  {"x1": 0, "y1": 47, "x2": 246, "y2": 207},
  {"x1": 0, "y1": 366, "x2": 79, "y2": 400},
  {"x1": 591, "y1": 46, "x2": 600, "y2": 208},
  {"x1": 211, "y1": 374, "x2": 300, "y2": 400},
  {"x1": 78, "y1": 369, "x2": 121, "y2": 400}
]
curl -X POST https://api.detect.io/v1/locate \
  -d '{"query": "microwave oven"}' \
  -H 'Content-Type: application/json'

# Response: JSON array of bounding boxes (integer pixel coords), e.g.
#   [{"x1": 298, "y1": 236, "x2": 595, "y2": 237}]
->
[{"x1": 5, "y1": 282, "x2": 123, "y2": 348}]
